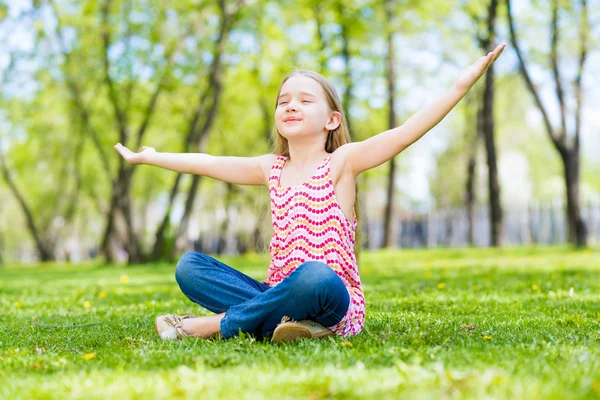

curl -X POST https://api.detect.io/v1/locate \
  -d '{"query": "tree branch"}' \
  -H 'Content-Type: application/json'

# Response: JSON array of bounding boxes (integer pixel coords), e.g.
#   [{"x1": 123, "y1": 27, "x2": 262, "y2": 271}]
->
[
  {"x1": 0, "y1": 137, "x2": 51, "y2": 260},
  {"x1": 134, "y1": 35, "x2": 185, "y2": 151},
  {"x1": 505, "y1": 0, "x2": 564, "y2": 152},
  {"x1": 175, "y1": 0, "x2": 240, "y2": 243},
  {"x1": 337, "y1": 0, "x2": 354, "y2": 137},
  {"x1": 574, "y1": 0, "x2": 588, "y2": 152},
  {"x1": 550, "y1": 0, "x2": 568, "y2": 142},
  {"x1": 122, "y1": 0, "x2": 136, "y2": 115},
  {"x1": 48, "y1": 0, "x2": 115, "y2": 185},
  {"x1": 101, "y1": 0, "x2": 129, "y2": 145}
]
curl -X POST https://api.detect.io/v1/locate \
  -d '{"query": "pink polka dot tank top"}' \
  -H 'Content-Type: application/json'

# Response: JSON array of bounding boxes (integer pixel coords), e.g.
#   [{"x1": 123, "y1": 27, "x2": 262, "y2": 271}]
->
[{"x1": 261, "y1": 153, "x2": 366, "y2": 337}]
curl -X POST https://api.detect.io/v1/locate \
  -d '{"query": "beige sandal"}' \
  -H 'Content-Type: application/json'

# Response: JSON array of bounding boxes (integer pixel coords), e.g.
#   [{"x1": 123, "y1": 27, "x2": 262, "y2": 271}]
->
[
  {"x1": 154, "y1": 314, "x2": 197, "y2": 341},
  {"x1": 271, "y1": 316, "x2": 335, "y2": 344}
]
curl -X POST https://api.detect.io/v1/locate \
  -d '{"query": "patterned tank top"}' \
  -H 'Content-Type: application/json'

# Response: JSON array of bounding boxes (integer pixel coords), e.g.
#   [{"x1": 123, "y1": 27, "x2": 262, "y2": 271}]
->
[{"x1": 261, "y1": 154, "x2": 366, "y2": 337}]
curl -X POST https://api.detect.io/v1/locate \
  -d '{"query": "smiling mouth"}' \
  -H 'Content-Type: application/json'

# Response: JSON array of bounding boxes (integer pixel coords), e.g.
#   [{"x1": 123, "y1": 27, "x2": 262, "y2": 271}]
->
[{"x1": 285, "y1": 119, "x2": 302, "y2": 122}]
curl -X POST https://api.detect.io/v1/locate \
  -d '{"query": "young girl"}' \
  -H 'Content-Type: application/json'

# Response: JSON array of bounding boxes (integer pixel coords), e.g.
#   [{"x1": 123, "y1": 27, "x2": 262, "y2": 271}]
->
[{"x1": 114, "y1": 43, "x2": 506, "y2": 343}]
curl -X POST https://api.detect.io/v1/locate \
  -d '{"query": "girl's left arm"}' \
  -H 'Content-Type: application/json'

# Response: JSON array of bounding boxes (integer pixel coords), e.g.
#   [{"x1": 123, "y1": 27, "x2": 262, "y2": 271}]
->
[{"x1": 343, "y1": 43, "x2": 506, "y2": 176}]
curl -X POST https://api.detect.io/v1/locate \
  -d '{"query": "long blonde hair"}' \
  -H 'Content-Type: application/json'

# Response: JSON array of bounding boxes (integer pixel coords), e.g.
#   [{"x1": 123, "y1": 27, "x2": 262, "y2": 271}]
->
[{"x1": 271, "y1": 69, "x2": 362, "y2": 264}]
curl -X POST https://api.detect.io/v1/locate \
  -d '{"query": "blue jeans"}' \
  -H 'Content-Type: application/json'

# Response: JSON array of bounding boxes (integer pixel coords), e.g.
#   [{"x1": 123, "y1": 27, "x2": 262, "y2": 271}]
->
[{"x1": 174, "y1": 252, "x2": 351, "y2": 340}]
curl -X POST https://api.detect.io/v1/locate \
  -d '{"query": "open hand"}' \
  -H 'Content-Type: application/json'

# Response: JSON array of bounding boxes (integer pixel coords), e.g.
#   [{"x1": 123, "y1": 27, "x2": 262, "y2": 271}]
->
[
  {"x1": 455, "y1": 43, "x2": 506, "y2": 93},
  {"x1": 114, "y1": 143, "x2": 156, "y2": 165}
]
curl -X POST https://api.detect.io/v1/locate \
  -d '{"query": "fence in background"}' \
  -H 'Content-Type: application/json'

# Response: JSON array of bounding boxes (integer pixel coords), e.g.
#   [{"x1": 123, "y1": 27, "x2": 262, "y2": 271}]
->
[
  {"x1": 4, "y1": 200, "x2": 599, "y2": 263},
  {"x1": 364, "y1": 200, "x2": 600, "y2": 249}
]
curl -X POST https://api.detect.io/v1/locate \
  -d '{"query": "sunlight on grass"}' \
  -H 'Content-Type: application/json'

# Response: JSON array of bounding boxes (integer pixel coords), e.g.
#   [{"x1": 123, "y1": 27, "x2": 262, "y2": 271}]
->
[{"x1": 1, "y1": 246, "x2": 599, "y2": 399}]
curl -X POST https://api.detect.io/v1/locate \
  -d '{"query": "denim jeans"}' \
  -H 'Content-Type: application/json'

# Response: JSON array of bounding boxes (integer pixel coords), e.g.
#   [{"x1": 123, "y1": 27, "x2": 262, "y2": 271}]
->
[{"x1": 174, "y1": 252, "x2": 350, "y2": 340}]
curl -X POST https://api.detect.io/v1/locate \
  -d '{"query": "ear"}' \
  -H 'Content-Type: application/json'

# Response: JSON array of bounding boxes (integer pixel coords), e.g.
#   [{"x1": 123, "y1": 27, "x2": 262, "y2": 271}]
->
[{"x1": 325, "y1": 111, "x2": 342, "y2": 131}]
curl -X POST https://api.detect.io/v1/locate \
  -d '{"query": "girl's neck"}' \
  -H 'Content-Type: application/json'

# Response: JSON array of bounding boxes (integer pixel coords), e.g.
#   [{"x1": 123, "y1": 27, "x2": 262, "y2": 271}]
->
[{"x1": 287, "y1": 141, "x2": 329, "y2": 168}]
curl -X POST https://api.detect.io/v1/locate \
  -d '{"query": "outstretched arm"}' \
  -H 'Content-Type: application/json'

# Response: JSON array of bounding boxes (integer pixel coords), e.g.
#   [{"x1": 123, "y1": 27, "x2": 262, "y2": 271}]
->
[
  {"x1": 113, "y1": 143, "x2": 275, "y2": 186},
  {"x1": 343, "y1": 43, "x2": 506, "y2": 176}
]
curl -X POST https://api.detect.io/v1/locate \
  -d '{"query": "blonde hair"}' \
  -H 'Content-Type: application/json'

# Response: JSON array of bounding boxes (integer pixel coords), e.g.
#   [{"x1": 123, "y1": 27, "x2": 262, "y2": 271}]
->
[{"x1": 270, "y1": 69, "x2": 362, "y2": 264}]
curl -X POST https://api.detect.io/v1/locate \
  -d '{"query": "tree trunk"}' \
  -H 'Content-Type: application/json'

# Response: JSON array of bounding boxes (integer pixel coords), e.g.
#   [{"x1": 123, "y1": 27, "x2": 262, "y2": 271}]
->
[
  {"x1": 117, "y1": 170, "x2": 143, "y2": 263},
  {"x1": 151, "y1": 2, "x2": 234, "y2": 261},
  {"x1": 382, "y1": 0, "x2": 398, "y2": 248},
  {"x1": 481, "y1": 0, "x2": 503, "y2": 247},
  {"x1": 337, "y1": 0, "x2": 354, "y2": 138},
  {"x1": 174, "y1": 69, "x2": 227, "y2": 256},
  {"x1": 215, "y1": 183, "x2": 234, "y2": 255},
  {"x1": 0, "y1": 148, "x2": 54, "y2": 261},
  {"x1": 465, "y1": 93, "x2": 481, "y2": 246},
  {"x1": 465, "y1": 142, "x2": 477, "y2": 246},
  {"x1": 100, "y1": 165, "x2": 143, "y2": 264},
  {"x1": 149, "y1": 174, "x2": 183, "y2": 261},
  {"x1": 100, "y1": 190, "x2": 119, "y2": 263},
  {"x1": 561, "y1": 148, "x2": 587, "y2": 246}
]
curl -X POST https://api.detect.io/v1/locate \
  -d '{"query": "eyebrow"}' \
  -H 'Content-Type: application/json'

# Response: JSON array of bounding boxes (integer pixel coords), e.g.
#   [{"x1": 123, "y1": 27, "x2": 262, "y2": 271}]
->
[{"x1": 278, "y1": 91, "x2": 317, "y2": 99}]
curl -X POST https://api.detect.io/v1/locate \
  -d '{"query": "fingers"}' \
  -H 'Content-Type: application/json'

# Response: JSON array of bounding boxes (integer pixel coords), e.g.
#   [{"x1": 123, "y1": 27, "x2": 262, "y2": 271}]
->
[
  {"x1": 114, "y1": 143, "x2": 134, "y2": 161},
  {"x1": 481, "y1": 43, "x2": 506, "y2": 69},
  {"x1": 114, "y1": 143, "x2": 134, "y2": 153},
  {"x1": 488, "y1": 43, "x2": 506, "y2": 62},
  {"x1": 114, "y1": 143, "x2": 128, "y2": 152},
  {"x1": 492, "y1": 43, "x2": 507, "y2": 61}
]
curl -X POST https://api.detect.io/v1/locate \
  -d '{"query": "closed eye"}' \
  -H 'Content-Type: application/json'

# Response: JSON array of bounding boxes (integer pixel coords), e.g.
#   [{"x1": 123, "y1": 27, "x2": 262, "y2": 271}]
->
[{"x1": 278, "y1": 100, "x2": 312, "y2": 106}]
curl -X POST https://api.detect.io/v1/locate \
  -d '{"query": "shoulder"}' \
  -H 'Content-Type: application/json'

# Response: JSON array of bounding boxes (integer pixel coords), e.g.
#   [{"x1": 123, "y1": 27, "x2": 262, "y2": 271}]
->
[{"x1": 256, "y1": 153, "x2": 282, "y2": 185}]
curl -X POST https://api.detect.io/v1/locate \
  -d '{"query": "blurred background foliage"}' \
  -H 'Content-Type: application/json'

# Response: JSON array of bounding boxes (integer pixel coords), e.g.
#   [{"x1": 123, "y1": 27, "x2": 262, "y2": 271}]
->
[{"x1": 0, "y1": 0, "x2": 598, "y2": 264}]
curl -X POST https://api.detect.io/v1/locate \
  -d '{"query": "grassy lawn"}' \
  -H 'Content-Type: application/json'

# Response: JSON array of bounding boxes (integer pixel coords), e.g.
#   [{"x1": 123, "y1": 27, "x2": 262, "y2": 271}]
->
[{"x1": 1, "y1": 246, "x2": 600, "y2": 399}]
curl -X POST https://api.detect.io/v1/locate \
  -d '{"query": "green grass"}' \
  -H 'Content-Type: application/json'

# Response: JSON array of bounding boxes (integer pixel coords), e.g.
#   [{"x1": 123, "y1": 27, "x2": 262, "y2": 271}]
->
[{"x1": 1, "y1": 246, "x2": 600, "y2": 399}]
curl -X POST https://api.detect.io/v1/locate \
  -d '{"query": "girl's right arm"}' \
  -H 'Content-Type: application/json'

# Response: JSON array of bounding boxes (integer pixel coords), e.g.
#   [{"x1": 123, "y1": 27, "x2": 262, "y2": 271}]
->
[{"x1": 113, "y1": 143, "x2": 276, "y2": 186}]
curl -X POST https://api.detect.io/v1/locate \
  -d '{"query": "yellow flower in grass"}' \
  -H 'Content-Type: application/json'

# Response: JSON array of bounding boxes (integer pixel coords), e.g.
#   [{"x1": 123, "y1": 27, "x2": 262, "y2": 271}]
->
[
  {"x1": 483, "y1": 335, "x2": 493, "y2": 340},
  {"x1": 120, "y1": 274, "x2": 130, "y2": 284},
  {"x1": 83, "y1": 301, "x2": 91, "y2": 309},
  {"x1": 14, "y1": 301, "x2": 22, "y2": 308},
  {"x1": 437, "y1": 283, "x2": 446, "y2": 289},
  {"x1": 82, "y1": 353, "x2": 95, "y2": 360},
  {"x1": 532, "y1": 284, "x2": 540, "y2": 291},
  {"x1": 473, "y1": 285, "x2": 480, "y2": 291},
  {"x1": 98, "y1": 291, "x2": 107, "y2": 298},
  {"x1": 424, "y1": 271, "x2": 433, "y2": 278},
  {"x1": 341, "y1": 341, "x2": 353, "y2": 347}
]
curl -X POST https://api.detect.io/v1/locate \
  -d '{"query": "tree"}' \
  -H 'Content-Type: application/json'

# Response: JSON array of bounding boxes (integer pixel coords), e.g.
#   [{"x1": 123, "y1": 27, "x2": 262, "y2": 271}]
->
[
  {"x1": 49, "y1": 0, "x2": 183, "y2": 263},
  {"x1": 170, "y1": 0, "x2": 246, "y2": 259},
  {"x1": 480, "y1": 0, "x2": 504, "y2": 246},
  {"x1": 381, "y1": 0, "x2": 398, "y2": 248},
  {"x1": 506, "y1": 0, "x2": 589, "y2": 246}
]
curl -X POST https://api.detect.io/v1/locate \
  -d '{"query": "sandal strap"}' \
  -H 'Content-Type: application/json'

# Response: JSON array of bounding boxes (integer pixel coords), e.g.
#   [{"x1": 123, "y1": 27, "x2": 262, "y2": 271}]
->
[
  {"x1": 278, "y1": 315, "x2": 298, "y2": 326},
  {"x1": 164, "y1": 314, "x2": 190, "y2": 338}
]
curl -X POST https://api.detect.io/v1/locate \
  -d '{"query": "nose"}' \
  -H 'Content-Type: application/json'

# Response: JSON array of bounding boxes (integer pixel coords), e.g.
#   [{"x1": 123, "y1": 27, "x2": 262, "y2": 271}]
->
[{"x1": 285, "y1": 98, "x2": 299, "y2": 111}]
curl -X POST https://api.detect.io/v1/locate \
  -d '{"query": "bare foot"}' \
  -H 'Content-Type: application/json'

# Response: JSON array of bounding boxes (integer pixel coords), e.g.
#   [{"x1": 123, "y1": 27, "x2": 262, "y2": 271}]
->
[{"x1": 181, "y1": 312, "x2": 226, "y2": 339}]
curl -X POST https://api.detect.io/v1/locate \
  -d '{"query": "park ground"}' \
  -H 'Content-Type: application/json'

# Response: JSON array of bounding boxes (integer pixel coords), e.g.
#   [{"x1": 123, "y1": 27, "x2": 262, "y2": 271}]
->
[{"x1": 1, "y1": 246, "x2": 599, "y2": 399}]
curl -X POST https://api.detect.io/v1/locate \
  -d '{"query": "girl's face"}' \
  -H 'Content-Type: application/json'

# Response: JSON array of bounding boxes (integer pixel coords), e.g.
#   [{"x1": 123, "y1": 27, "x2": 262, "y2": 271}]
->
[{"x1": 275, "y1": 75, "x2": 338, "y2": 140}]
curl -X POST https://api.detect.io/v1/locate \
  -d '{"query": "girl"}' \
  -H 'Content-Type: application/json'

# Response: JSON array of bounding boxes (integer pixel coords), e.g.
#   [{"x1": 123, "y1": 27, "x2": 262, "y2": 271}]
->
[{"x1": 114, "y1": 43, "x2": 506, "y2": 343}]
